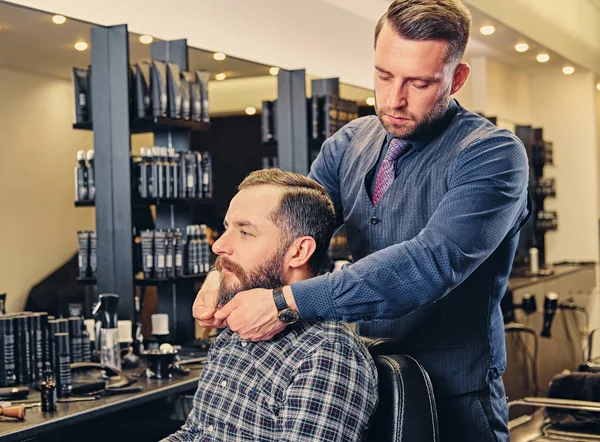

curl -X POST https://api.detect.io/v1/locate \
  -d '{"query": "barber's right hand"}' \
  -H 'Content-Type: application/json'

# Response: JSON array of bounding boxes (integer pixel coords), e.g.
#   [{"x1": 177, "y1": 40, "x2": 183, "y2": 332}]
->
[{"x1": 192, "y1": 270, "x2": 226, "y2": 329}]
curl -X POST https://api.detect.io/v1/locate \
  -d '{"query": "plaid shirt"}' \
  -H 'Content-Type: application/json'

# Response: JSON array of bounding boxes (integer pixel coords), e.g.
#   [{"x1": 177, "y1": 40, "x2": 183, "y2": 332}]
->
[{"x1": 163, "y1": 321, "x2": 378, "y2": 442}]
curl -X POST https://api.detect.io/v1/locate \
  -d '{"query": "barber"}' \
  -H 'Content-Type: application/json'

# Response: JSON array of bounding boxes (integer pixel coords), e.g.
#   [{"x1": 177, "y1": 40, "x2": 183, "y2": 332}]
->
[{"x1": 194, "y1": 1, "x2": 528, "y2": 441}]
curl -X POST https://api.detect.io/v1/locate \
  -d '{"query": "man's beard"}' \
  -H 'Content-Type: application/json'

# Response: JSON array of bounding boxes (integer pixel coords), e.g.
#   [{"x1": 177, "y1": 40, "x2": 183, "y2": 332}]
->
[
  {"x1": 375, "y1": 94, "x2": 449, "y2": 139},
  {"x1": 215, "y1": 251, "x2": 286, "y2": 308}
]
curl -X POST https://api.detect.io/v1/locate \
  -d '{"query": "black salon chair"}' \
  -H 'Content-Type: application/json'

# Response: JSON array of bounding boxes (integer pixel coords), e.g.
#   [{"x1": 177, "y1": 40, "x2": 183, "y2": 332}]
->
[{"x1": 363, "y1": 338, "x2": 439, "y2": 442}]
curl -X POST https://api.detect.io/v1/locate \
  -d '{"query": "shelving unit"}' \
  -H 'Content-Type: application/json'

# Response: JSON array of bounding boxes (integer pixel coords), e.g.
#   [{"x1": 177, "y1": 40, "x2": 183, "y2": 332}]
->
[
  {"x1": 73, "y1": 117, "x2": 210, "y2": 134},
  {"x1": 74, "y1": 24, "x2": 214, "y2": 343}
]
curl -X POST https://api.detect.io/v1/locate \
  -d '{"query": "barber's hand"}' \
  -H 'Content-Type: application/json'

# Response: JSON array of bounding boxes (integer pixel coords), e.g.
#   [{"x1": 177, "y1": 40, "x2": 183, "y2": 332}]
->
[
  {"x1": 214, "y1": 287, "x2": 292, "y2": 341},
  {"x1": 192, "y1": 270, "x2": 226, "y2": 329}
]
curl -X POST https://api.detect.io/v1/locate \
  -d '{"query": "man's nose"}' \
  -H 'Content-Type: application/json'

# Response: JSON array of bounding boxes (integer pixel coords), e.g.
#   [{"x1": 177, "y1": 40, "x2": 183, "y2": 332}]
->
[
  {"x1": 212, "y1": 232, "x2": 231, "y2": 256},
  {"x1": 387, "y1": 81, "x2": 408, "y2": 109}
]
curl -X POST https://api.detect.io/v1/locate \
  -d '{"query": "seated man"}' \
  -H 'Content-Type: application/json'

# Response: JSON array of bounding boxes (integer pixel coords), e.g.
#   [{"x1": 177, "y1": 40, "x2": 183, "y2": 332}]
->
[{"x1": 164, "y1": 169, "x2": 378, "y2": 442}]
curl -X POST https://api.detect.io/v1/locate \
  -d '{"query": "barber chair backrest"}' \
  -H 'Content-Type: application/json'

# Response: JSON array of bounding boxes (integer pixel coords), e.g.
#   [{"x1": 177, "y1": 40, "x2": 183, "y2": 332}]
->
[{"x1": 363, "y1": 338, "x2": 439, "y2": 442}]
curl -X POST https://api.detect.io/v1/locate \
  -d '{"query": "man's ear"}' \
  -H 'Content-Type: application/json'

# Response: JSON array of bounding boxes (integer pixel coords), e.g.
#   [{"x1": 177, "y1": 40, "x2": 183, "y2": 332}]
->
[
  {"x1": 286, "y1": 236, "x2": 317, "y2": 270},
  {"x1": 450, "y1": 62, "x2": 470, "y2": 95}
]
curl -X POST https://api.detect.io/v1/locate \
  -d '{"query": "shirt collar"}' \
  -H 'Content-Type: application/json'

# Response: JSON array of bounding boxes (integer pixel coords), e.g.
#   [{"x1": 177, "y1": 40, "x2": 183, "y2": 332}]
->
[{"x1": 385, "y1": 98, "x2": 460, "y2": 151}]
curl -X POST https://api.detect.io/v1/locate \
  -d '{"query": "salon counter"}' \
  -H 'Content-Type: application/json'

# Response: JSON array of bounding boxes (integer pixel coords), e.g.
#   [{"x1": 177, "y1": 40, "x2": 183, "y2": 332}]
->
[{"x1": 0, "y1": 365, "x2": 203, "y2": 442}]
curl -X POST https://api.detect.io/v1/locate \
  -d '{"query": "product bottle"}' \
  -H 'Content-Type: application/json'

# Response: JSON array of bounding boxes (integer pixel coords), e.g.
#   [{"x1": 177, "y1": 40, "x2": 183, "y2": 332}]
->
[
  {"x1": 162, "y1": 147, "x2": 171, "y2": 199},
  {"x1": 0, "y1": 316, "x2": 16, "y2": 387},
  {"x1": 74, "y1": 150, "x2": 89, "y2": 201},
  {"x1": 151, "y1": 147, "x2": 160, "y2": 198},
  {"x1": 54, "y1": 333, "x2": 72, "y2": 398},
  {"x1": 139, "y1": 147, "x2": 149, "y2": 199},
  {"x1": 169, "y1": 148, "x2": 179, "y2": 199},
  {"x1": 86, "y1": 150, "x2": 95, "y2": 201},
  {"x1": 0, "y1": 293, "x2": 5, "y2": 315},
  {"x1": 201, "y1": 151, "x2": 212, "y2": 199},
  {"x1": 200, "y1": 225, "x2": 210, "y2": 273},
  {"x1": 174, "y1": 229, "x2": 184, "y2": 277},
  {"x1": 40, "y1": 362, "x2": 57, "y2": 412},
  {"x1": 529, "y1": 247, "x2": 539, "y2": 275},
  {"x1": 157, "y1": 147, "x2": 166, "y2": 199}
]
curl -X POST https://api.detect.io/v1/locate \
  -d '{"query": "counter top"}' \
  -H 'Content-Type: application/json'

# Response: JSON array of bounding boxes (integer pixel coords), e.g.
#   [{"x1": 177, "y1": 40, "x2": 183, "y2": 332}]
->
[
  {"x1": 0, "y1": 365, "x2": 202, "y2": 441},
  {"x1": 508, "y1": 263, "x2": 596, "y2": 292}
]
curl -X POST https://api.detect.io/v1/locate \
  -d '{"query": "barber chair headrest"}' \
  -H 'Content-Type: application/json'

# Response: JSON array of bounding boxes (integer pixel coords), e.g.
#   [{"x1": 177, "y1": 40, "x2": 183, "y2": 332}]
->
[{"x1": 362, "y1": 337, "x2": 439, "y2": 442}]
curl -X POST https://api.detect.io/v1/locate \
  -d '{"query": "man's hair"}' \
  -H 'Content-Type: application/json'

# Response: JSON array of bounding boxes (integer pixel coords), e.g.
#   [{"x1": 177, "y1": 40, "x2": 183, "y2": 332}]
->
[
  {"x1": 375, "y1": 0, "x2": 472, "y2": 65},
  {"x1": 238, "y1": 169, "x2": 336, "y2": 276}
]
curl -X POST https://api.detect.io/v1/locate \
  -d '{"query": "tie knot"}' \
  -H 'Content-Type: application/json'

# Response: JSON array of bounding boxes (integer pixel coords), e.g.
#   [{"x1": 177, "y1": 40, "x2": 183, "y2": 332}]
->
[{"x1": 386, "y1": 138, "x2": 410, "y2": 162}]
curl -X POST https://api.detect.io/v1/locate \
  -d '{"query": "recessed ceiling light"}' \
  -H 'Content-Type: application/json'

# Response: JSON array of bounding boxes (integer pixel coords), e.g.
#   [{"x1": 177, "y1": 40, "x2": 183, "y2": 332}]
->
[
  {"x1": 213, "y1": 52, "x2": 226, "y2": 61},
  {"x1": 479, "y1": 25, "x2": 495, "y2": 36},
  {"x1": 366, "y1": 97, "x2": 376, "y2": 106},
  {"x1": 215, "y1": 73, "x2": 227, "y2": 81},
  {"x1": 139, "y1": 35, "x2": 153, "y2": 44},
  {"x1": 269, "y1": 67, "x2": 280, "y2": 76},
  {"x1": 562, "y1": 65, "x2": 575, "y2": 75},
  {"x1": 596, "y1": 83, "x2": 600, "y2": 91},
  {"x1": 52, "y1": 15, "x2": 66, "y2": 25},
  {"x1": 514, "y1": 43, "x2": 529, "y2": 53},
  {"x1": 536, "y1": 53, "x2": 550, "y2": 63},
  {"x1": 74, "y1": 41, "x2": 88, "y2": 51},
  {"x1": 245, "y1": 107, "x2": 257, "y2": 115}
]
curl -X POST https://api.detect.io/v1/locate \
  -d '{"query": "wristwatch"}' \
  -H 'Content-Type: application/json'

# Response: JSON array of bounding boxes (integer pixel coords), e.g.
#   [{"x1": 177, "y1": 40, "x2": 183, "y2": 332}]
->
[{"x1": 273, "y1": 287, "x2": 300, "y2": 324}]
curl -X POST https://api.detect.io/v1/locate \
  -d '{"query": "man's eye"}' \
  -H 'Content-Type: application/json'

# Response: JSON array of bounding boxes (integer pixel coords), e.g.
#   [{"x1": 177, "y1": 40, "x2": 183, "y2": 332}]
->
[
  {"x1": 412, "y1": 82, "x2": 429, "y2": 89},
  {"x1": 240, "y1": 230, "x2": 249, "y2": 237},
  {"x1": 378, "y1": 71, "x2": 391, "y2": 81}
]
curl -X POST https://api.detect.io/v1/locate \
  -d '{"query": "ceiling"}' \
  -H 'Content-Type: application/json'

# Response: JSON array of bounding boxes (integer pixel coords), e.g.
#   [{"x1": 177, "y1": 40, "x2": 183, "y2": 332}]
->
[{"x1": 0, "y1": 2, "x2": 273, "y2": 81}]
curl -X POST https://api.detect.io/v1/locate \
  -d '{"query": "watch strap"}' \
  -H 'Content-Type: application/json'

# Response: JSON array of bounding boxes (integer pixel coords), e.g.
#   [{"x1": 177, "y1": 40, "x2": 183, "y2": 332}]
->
[{"x1": 273, "y1": 287, "x2": 288, "y2": 312}]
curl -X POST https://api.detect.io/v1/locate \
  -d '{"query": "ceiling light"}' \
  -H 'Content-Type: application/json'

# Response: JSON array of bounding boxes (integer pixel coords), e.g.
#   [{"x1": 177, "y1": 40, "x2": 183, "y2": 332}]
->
[
  {"x1": 514, "y1": 43, "x2": 529, "y2": 53},
  {"x1": 245, "y1": 107, "x2": 257, "y2": 115},
  {"x1": 215, "y1": 73, "x2": 227, "y2": 81},
  {"x1": 536, "y1": 53, "x2": 550, "y2": 63},
  {"x1": 366, "y1": 97, "x2": 376, "y2": 106},
  {"x1": 269, "y1": 67, "x2": 280, "y2": 76},
  {"x1": 74, "y1": 41, "x2": 88, "y2": 52},
  {"x1": 597, "y1": 83, "x2": 600, "y2": 91},
  {"x1": 52, "y1": 15, "x2": 66, "y2": 25},
  {"x1": 139, "y1": 35, "x2": 153, "y2": 44},
  {"x1": 213, "y1": 52, "x2": 226, "y2": 61},
  {"x1": 562, "y1": 65, "x2": 575, "y2": 75},
  {"x1": 479, "y1": 25, "x2": 495, "y2": 36}
]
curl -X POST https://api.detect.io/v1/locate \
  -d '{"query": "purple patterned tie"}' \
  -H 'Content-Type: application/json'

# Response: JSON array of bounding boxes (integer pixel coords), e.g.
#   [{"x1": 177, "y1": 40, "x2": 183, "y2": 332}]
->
[{"x1": 372, "y1": 138, "x2": 410, "y2": 205}]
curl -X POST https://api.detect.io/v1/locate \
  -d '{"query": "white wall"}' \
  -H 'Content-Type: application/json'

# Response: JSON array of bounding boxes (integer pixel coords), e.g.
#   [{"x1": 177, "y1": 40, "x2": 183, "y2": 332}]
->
[
  {"x1": 0, "y1": 67, "x2": 95, "y2": 313},
  {"x1": 530, "y1": 70, "x2": 599, "y2": 264}
]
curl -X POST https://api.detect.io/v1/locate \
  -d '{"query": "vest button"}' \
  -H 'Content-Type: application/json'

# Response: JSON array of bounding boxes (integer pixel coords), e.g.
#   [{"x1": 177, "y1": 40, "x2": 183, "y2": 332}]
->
[{"x1": 370, "y1": 216, "x2": 379, "y2": 225}]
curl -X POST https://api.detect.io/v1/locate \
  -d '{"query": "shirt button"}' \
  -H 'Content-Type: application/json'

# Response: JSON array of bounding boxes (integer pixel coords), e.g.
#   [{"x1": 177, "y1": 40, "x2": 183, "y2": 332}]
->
[
  {"x1": 370, "y1": 216, "x2": 379, "y2": 225},
  {"x1": 207, "y1": 425, "x2": 214, "y2": 433},
  {"x1": 241, "y1": 341, "x2": 247, "y2": 347},
  {"x1": 220, "y1": 380, "x2": 227, "y2": 387},
  {"x1": 316, "y1": 316, "x2": 325, "y2": 322}
]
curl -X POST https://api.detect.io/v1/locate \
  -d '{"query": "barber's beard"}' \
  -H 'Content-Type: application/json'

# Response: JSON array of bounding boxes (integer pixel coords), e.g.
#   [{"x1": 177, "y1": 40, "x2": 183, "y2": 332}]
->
[
  {"x1": 215, "y1": 251, "x2": 286, "y2": 308},
  {"x1": 375, "y1": 94, "x2": 449, "y2": 139}
]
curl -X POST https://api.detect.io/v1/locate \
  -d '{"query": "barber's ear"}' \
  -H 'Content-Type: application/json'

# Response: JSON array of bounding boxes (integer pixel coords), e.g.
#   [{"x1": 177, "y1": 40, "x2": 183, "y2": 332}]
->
[
  {"x1": 286, "y1": 236, "x2": 317, "y2": 269},
  {"x1": 450, "y1": 62, "x2": 470, "y2": 95}
]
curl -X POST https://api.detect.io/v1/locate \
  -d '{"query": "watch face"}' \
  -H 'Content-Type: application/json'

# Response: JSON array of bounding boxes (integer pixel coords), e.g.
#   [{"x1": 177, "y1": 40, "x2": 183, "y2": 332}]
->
[{"x1": 278, "y1": 309, "x2": 300, "y2": 324}]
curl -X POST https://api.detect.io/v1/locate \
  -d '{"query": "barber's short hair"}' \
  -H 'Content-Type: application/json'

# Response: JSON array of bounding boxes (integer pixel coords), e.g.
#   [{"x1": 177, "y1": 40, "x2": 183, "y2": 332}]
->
[
  {"x1": 375, "y1": 0, "x2": 472, "y2": 65},
  {"x1": 238, "y1": 169, "x2": 335, "y2": 275}
]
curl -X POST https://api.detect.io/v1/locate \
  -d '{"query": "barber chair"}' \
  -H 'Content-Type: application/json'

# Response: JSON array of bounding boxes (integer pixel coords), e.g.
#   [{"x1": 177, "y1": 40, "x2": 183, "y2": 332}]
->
[
  {"x1": 363, "y1": 338, "x2": 439, "y2": 442},
  {"x1": 510, "y1": 328, "x2": 600, "y2": 441}
]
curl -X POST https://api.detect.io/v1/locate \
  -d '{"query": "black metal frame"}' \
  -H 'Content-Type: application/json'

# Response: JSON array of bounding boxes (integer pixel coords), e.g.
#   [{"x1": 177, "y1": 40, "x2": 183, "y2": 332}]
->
[
  {"x1": 276, "y1": 69, "x2": 308, "y2": 174},
  {"x1": 87, "y1": 26, "x2": 208, "y2": 343}
]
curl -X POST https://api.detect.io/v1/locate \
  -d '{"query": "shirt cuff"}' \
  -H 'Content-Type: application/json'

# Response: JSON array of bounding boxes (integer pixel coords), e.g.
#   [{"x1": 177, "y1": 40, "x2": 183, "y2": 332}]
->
[{"x1": 291, "y1": 274, "x2": 338, "y2": 322}]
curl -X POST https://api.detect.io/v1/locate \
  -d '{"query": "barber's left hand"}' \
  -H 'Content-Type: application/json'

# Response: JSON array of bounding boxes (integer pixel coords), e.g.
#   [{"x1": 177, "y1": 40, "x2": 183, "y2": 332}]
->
[{"x1": 214, "y1": 288, "x2": 286, "y2": 341}]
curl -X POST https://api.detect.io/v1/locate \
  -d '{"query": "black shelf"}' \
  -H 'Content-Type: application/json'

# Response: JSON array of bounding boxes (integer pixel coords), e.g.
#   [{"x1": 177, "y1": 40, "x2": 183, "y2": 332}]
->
[
  {"x1": 74, "y1": 200, "x2": 95, "y2": 207},
  {"x1": 77, "y1": 274, "x2": 209, "y2": 286},
  {"x1": 136, "y1": 273, "x2": 209, "y2": 286},
  {"x1": 76, "y1": 276, "x2": 98, "y2": 285},
  {"x1": 73, "y1": 117, "x2": 210, "y2": 134},
  {"x1": 74, "y1": 198, "x2": 214, "y2": 208}
]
